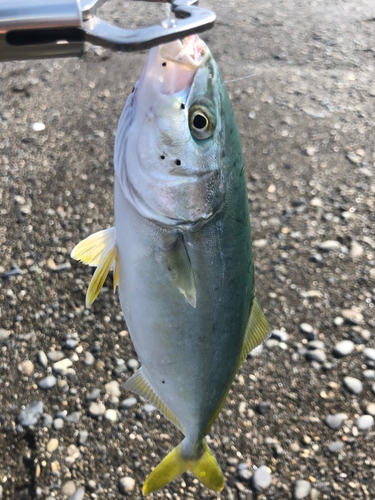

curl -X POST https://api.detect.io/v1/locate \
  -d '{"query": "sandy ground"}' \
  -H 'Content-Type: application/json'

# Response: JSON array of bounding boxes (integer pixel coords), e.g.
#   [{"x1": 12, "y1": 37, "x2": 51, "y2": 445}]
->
[{"x1": 0, "y1": 0, "x2": 375, "y2": 499}]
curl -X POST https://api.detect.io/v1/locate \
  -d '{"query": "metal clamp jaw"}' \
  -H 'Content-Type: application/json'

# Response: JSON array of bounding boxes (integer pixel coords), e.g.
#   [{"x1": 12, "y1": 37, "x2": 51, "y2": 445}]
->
[{"x1": 0, "y1": 0, "x2": 216, "y2": 62}]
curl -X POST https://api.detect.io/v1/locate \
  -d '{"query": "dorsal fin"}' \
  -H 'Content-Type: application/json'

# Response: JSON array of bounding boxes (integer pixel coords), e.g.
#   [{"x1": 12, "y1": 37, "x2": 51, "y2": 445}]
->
[
  {"x1": 125, "y1": 367, "x2": 185, "y2": 433},
  {"x1": 238, "y1": 295, "x2": 269, "y2": 366},
  {"x1": 71, "y1": 227, "x2": 119, "y2": 305},
  {"x1": 204, "y1": 295, "x2": 268, "y2": 434}
]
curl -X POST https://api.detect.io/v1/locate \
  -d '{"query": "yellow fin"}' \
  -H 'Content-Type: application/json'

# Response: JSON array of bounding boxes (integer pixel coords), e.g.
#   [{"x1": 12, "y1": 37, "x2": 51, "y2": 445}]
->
[
  {"x1": 143, "y1": 440, "x2": 224, "y2": 496},
  {"x1": 238, "y1": 295, "x2": 269, "y2": 366},
  {"x1": 124, "y1": 367, "x2": 184, "y2": 432},
  {"x1": 71, "y1": 227, "x2": 116, "y2": 266},
  {"x1": 86, "y1": 241, "x2": 117, "y2": 306}
]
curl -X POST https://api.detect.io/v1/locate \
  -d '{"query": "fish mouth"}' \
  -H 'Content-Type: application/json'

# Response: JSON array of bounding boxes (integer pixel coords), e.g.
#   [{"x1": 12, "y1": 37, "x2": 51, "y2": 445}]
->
[
  {"x1": 159, "y1": 35, "x2": 209, "y2": 69},
  {"x1": 139, "y1": 35, "x2": 210, "y2": 96}
]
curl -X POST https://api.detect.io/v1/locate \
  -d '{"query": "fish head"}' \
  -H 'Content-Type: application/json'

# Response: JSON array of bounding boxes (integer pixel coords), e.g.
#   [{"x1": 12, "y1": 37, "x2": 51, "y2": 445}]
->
[{"x1": 115, "y1": 35, "x2": 242, "y2": 227}]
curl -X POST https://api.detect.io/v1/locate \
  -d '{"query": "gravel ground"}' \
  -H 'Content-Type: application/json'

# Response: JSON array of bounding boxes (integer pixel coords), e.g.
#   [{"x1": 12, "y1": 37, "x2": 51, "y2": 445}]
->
[{"x1": 1, "y1": 1, "x2": 375, "y2": 499}]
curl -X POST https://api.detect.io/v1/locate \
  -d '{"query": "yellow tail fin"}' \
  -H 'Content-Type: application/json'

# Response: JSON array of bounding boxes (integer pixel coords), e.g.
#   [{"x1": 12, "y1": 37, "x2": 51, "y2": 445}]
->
[{"x1": 142, "y1": 440, "x2": 224, "y2": 495}]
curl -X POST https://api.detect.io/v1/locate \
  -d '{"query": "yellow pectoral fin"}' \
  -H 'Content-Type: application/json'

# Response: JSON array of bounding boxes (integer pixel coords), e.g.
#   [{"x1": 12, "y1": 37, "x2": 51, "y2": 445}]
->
[
  {"x1": 86, "y1": 241, "x2": 117, "y2": 307},
  {"x1": 71, "y1": 227, "x2": 116, "y2": 266},
  {"x1": 142, "y1": 440, "x2": 224, "y2": 496}
]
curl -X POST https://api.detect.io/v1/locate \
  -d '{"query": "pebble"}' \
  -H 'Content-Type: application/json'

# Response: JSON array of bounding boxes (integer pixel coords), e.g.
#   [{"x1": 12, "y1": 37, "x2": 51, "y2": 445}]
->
[
  {"x1": 256, "y1": 402, "x2": 271, "y2": 415},
  {"x1": 332, "y1": 340, "x2": 355, "y2": 357},
  {"x1": 308, "y1": 340, "x2": 325, "y2": 350},
  {"x1": 305, "y1": 349, "x2": 326, "y2": 363},
  {"x1": 251, "y1": 466, "x2": 271, "y2": 491},
  {"x1": 46, "y1": 438, "x2": 59, "y2": 453},
  {"x1": 324, "y1": 413, "x2": 347, "y2": 430},
  {"x1": 17, "y1": 401, "x2": 44, "y2": 427},
  {"x1": 343, "y1": 376, "x2": 363, "y2": 394},
  {"x1": 53, "y1": 358, "x2": 73, "y2": 374},
  {"x1": 0, "y1": 329, "x2": 10, "y2": 342},
  {"x1": 238, "y1": 468, "x2": 252, "y2": 481},
  {"x1": 119, "y1": 477, "x2": 135, "y2": 494},
  {"x1": 120, "y1": 397, "x2": 137, "y2": 409},
  {"x1": 78, "y1": 430, "x2": 89, "y2": 445},
  {"x1": 32, "y1": 122, "x2": 45, "y2": 131},
  {"x1": 61, "y1": 480, "x2": 76, "y2": 497},
  {"x1": 88, "y1": 402, "x2": 106, "y2": 418},
  {"x1": 127, "y1": 358, "x2": 139, "y2": 371},
  {"x1": 319, "y1": 240, "x2": 341, "y2": 251},
  {"x1": 68, "y1": 488, "x2": 84, "y2": 500},
  {"x1": 333, "y1": 317, "x2": 344, "y2": 327},
  {"x1": 41, "y1": 414, "x2": 53, "y2": 427},
  {"x1": 366, "y1": 403, "x2": 375, "y2": 416},
  {"x1": 355, "y1": 415, "x2": 374, "y2": 430},
  {"x1": 293, "y1": 479, "x2": 311, "y2": 499},
  {"x1": 66, "y1": 411, "x2": 80, "y2": 424},
  {"x1": 327, "y1": 441, "x2": 344, "y2": 453},
  {"x1": 341, "y1": 309, "x2": 363, "y2": 325},
  {"x1": 65, "y1": 444, "x2": 81, "y2": 465},
  {"x1": 65, "y1": 339, "x2": 78, "y2": 350},
  {"x1": 38, "y1": 351, "x2": 48, "y2": 368},
  {"x1": 271, "y1": 329, "x2": 289, "y2": 342},
  {"x1": 84, "y1": 352, "x2": 95, "y2": 366},
  {"x1": 144, "y1": 404, "x2": 156, "y2": 413},
  {"x1": 86, "y1": 389, "x2": 101, "y2": 401},
  {"x1": 17, "y1": 360, "x2": 34, "y2": 376},
  {"x1": 300, "y1": 323, "x2": 314, "y2": 335},
  {"x1": 104, "y1": 409, "x2": 118, "y2": 422},
  {"x1": 105, "y1": 381, "x2": 121, "y2": 397},
  {"x1": 87, "y1": 480, "x2": 96, "y2": 491},
  {"x1": 253, "y1": 239, "x2": 268, "y2": 248},
  {"x1": 350, "y1": 240, "x2": 364, "y2": 258},
  {"x1": 363, "y1": 347, "x2": 375, "y2": 362},
  {"x1": 38, "y1": 375, "x2": 57, "y2": 390},
  {"x1": 265, "y1": 339, "x2": 279, "y2": 349},
  {"x1": 48, "y1": 351, "x2": 65, "y2": 362},
  {"x1": 363, "y1": 369, "x2": 375, "y2": 379},
  {"x1": 53, "y1": 418, "x2": 64, "y2": 430}
]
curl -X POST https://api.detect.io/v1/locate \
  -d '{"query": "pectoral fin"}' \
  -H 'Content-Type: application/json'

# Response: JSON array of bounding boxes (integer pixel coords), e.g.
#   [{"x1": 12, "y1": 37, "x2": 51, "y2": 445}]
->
[
  {"x1": 125, "y1": 367, "x2": 184, "y2": 433},
  {"x1": 71, "y1": 227, "x2": 116, "y2": 266},
  {"x1": 71, "y1": 227, "x2": 119, "y2": 306},
  {"x1": 164, "y1": 234, "x2": 196, "y2": 308}
]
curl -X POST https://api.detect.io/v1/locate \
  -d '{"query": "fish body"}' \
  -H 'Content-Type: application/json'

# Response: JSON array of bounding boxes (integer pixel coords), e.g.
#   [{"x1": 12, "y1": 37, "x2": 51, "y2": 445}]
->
[{"x1": 72, "y1": 35, "x2": 268, "y2": 495}]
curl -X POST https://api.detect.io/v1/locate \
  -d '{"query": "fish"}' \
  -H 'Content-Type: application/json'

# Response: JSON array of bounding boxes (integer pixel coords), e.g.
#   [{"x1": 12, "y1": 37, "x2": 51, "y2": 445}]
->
[{"x1": 71, "y1": 34, "x2": 269, "y2": 495}]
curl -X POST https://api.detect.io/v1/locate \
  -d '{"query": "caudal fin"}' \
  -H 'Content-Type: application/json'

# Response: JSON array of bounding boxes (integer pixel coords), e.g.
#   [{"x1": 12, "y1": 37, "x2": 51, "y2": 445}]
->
[{"x1": 142, "y1": 440, "x2": 224, "y2": 495}]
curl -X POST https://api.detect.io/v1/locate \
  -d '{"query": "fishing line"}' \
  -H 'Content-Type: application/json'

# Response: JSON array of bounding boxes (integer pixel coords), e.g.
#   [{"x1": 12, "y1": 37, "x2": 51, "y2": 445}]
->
[
  {"x1": 1, "y1": 92, "x2": 45, "y2": 299},
  {"x1": 223, "y1": 71, "x2": 262, "y2": 85}
]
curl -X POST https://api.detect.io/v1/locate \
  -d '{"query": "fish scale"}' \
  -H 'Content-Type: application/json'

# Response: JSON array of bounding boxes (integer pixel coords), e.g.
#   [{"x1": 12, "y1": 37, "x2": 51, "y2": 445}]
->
[{"x1": 71, "y1": 34, "x2": 269, "y2": 495}]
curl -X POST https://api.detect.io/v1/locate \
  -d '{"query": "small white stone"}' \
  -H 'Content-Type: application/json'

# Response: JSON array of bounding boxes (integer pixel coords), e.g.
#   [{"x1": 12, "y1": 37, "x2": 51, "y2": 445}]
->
[
  {"x1": 104, "y1": 409, "x2": 118, "y2": 422},
  {"x1": 119, "y1": 477, "x2": 135, "y2": 494},
  {"x1": 53, "y1": 358, "x2": 73, "y2": 374},
  {"x1": 32, "y1": 122, "x2": 45, "y2": 131}
]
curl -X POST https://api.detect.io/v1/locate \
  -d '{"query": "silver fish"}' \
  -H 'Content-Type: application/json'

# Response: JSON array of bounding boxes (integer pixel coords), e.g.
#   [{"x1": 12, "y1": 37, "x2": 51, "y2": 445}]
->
[{"x1": 72, "y1": 35, "x2": 268, "y2": 495}]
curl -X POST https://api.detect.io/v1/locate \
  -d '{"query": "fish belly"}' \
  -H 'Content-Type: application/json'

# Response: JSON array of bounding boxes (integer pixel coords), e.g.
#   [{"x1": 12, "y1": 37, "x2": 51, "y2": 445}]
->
[{"x1": 115, "y1": 172, "x2": 253, "y2": 439}]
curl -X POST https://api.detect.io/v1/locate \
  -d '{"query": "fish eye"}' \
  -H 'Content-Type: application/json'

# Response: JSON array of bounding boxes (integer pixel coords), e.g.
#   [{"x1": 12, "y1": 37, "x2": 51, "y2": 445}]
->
[{"x1": 189, "y1": 104, "x2": 215, "y2": 140}]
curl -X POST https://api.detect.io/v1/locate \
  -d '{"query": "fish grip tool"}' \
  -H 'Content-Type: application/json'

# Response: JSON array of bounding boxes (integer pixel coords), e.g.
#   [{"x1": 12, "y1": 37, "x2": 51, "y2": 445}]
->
[{"x1": 0, "y1": 0, "x2": 216, "y2": 61}]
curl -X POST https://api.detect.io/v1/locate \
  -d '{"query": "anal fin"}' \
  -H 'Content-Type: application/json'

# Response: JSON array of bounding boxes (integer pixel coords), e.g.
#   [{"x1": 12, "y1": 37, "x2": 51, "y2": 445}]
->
[
  {"x1": 238, "y1": 295, "x2": 269, "y2": 366},
  {"x1": 125, "y1": 367, "x2": 184, "y2": 433}
]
